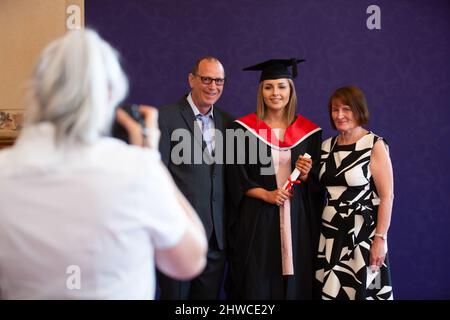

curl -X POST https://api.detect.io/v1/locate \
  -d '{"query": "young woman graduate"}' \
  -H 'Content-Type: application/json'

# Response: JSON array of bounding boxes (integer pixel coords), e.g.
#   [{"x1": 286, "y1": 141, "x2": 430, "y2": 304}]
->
[{"x1": 226, "y1": 59, "x2": 323, "y2": 299}]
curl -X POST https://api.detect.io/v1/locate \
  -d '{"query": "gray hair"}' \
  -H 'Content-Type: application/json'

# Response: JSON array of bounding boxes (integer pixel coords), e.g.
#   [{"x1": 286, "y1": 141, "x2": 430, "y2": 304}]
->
[{"x1": 26, "y1": 29, "x2": 128, "y2": 144}]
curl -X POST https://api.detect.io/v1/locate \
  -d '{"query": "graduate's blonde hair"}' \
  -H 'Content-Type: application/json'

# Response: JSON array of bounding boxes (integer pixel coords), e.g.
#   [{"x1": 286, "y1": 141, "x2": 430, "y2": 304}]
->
[{"x1": 256, "y1": 78, "x2": 297, "y2": 125}]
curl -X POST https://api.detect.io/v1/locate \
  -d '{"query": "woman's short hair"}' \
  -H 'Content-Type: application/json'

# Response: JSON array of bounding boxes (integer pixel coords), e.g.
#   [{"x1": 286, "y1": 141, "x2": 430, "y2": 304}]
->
[
  {"x1": 26, "y1": 29, "x2": 128, "y2": 144},
  {"x1": 328, "y1": 85, "x2": 369, "y2": 129},
  {"x1": 256, "y1": 78, "x2": 297, "y2": 125}
]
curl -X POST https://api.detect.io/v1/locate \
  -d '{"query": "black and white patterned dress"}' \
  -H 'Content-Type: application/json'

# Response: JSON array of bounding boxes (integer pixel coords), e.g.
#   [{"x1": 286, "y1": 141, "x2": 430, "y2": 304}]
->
[{"x1": 315, "y1": 132, "x2": 393, "y2": 300}]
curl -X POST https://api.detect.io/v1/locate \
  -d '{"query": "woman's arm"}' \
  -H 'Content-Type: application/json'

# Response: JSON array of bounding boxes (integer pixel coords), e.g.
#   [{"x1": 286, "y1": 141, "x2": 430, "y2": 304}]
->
[
  {"x1": 154, "y1": 188, "x2": 207, "y2": 280},
  {"x1": 246, "y1": 187, "x2": 291, "y2": 207},
  {"x1": 369, "y1": 139, "x2": 394, "y2": 268}
]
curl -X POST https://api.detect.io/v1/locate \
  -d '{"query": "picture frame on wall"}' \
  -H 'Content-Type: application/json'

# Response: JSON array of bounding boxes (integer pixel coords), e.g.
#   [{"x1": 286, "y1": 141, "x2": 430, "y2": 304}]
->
[{"x1": 0, "y1": 109, "x2": 24, "y2": 148}]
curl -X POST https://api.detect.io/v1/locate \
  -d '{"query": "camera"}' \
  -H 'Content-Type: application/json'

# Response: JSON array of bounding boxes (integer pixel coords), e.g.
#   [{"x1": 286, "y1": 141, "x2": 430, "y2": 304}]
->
[{"x1": 111, "y1": 103, "x2": 145, "y2": 143}]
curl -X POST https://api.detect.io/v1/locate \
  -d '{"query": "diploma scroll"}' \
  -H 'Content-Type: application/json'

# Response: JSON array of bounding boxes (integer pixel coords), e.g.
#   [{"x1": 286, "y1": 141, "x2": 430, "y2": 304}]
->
[{"x1": 282, "y1": 153, "x2": 311, "y2": 191}]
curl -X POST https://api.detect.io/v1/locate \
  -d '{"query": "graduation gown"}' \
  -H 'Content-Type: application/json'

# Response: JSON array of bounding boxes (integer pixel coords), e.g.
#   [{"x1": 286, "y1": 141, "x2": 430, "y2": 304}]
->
[{"x1": 226, "y1": 113, "x2": 323, "y2": 299}]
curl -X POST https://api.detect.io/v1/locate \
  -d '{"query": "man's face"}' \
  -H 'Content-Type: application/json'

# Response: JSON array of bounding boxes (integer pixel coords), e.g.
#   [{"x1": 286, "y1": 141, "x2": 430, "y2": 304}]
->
[{"x1": 188, "y1": 59, "x2": 225, "y2": 111}]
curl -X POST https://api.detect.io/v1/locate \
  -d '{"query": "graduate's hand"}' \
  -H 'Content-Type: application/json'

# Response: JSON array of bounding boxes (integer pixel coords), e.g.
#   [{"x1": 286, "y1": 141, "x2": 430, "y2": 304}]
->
[
  {"x1": 265, "y1": 188, "x2": 292, "y2": 206},
  {"x1": 116, "y1": 105, "x2": 160, "y2": 149},
  {"x1": 295, "y1": 155, "x2": 312, "y2": 181}
]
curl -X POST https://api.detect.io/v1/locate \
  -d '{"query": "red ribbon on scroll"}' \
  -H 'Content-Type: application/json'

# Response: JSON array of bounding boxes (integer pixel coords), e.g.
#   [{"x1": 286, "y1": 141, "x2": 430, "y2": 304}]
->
[{"x1": 285, "y1": 177, "x2": 301, "y2": 191}]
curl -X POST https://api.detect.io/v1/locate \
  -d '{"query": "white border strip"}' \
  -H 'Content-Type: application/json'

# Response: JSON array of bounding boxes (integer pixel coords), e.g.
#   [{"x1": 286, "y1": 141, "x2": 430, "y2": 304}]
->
[{"x1": 235, "y1": 120, "x2": 322, "y2": 151}]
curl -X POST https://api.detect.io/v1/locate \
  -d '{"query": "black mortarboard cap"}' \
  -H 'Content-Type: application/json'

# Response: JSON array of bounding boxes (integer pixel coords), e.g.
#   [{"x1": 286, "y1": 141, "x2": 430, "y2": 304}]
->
[{"x1": 243, "y1": 58, "x2": 306, "y2": 82}]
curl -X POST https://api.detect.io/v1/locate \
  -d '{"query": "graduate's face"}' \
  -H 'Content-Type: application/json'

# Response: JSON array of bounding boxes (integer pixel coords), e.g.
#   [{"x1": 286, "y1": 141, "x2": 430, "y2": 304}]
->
[
  {"x1": 188, "y1": 59, "x2": 225, "y2": 111},
  {"x1": 262, "y1": 78, "x2": 291, "y2": 112},
  {"x1": 331, "y1": 99, "x2": 359, "y2": 132}
]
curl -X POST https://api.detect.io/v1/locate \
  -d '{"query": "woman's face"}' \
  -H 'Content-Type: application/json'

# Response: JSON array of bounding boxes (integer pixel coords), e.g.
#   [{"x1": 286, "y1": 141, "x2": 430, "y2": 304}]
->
[
  {"x1": 331, "y1": 99, "x2": 359, "y2": 132},
  {"x1": 262, "y1": 78, "x2": 291, "y2": 112}
]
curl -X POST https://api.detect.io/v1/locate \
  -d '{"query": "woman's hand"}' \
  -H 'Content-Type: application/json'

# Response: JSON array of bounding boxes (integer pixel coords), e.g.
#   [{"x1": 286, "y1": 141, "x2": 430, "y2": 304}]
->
[
  {"x1": 295, "y1": 155, "x2": 312, "y2": 181},
  {"x1": 116, "y1": 105, "x2": 160, "y2": 149},
  {"x1": 370, "y1": 237, "x2": 387, "y2": 271},
  {"x1": 264, "y1": 188, "x2": 292, "y2": 206}
]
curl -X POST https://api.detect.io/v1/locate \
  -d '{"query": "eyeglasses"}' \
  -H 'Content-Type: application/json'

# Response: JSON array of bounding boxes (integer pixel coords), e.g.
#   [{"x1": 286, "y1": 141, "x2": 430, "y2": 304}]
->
[{"x1": 194, "y1": 74, "x2": 226, "y2": 86}]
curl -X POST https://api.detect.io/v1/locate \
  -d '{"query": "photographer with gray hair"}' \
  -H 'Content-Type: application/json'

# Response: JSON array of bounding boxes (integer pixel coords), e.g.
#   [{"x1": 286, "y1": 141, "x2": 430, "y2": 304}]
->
[{"x1": 0, "y1": 29, "x2": 207, "y2": 299}]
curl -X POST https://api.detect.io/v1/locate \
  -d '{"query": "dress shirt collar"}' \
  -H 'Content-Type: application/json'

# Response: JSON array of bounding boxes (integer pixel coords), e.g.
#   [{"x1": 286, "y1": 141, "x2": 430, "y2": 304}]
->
[{"x1": 187, "y1": 93, "x2": 214, "y2": 119}]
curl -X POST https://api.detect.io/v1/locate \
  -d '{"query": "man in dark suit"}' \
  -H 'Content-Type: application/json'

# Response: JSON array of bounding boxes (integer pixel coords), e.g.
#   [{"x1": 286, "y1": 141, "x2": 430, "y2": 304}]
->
[{"x1": 157, "y1": 56, "x2": 232, "y2": 299}]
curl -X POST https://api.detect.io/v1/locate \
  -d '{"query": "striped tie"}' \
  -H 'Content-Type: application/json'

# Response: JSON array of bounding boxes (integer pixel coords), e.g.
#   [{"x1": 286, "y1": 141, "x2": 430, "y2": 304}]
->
[{"x1": 197, "y1": 114, "x2": 214, "y2": 154}]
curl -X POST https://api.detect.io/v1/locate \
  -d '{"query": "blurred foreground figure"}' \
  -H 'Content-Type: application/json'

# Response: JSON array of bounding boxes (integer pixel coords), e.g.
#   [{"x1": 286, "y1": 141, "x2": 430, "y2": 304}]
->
[{"x1": 0, "y1": 29, "x2": 207, "y2": 299}]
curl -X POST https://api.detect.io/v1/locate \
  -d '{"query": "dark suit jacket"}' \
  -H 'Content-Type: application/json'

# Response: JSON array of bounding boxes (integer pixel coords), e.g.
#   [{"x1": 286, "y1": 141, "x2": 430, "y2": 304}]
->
[{"x1": 158, "y1": 96, "x2": 232, "y2": 250}]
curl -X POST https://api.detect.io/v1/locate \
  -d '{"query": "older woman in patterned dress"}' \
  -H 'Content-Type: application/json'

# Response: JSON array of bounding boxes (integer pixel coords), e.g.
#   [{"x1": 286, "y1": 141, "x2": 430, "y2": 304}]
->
[{"x1": 315, "y1": 85, "x2": 394, "y2": 300}]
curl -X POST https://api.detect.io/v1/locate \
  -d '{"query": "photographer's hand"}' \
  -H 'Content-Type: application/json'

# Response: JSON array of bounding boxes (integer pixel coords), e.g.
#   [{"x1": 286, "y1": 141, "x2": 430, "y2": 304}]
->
[{"x1": 116, "y1": 105, "x2": 160, "y2": 149}]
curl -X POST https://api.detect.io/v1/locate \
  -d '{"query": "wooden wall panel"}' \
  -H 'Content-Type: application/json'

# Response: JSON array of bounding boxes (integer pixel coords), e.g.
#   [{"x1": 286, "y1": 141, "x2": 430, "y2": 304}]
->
[{"x1": 0, "y1": 0, "x2": 84, "y2": 148}]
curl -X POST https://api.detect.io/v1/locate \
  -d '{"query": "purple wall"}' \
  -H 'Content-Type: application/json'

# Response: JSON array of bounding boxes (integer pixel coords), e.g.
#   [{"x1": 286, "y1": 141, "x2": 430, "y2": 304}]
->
[{"x1": 86, "y1": 0, "x2": 450, "y2": 299}]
